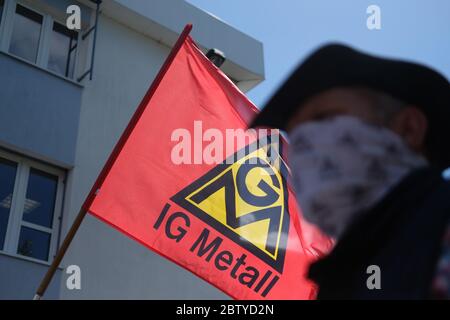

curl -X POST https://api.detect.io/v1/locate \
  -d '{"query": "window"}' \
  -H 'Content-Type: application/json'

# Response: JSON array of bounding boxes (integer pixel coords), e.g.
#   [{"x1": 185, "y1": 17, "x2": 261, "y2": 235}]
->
[
  {"x1": 8, "y1": 4, "x2": 43, "y2": 63},
  {"x1": 0, "y1": 0, "x2": 83, "y2": 80},
  {"x1": 48, "y1": 21, "x2": 78, "y2": 78},
  {"x1": 0, "y1": 158, "x2": 17, "y2": 250},
  {"x1": 0, "y1": 0, "x2": 5, "y2": 25},
  {"x1": 17, "y1": 168, "x2": 58, "y2": 260},
  {"x1": 0, "y1": 150, "x2": 64, "y2": 263}
]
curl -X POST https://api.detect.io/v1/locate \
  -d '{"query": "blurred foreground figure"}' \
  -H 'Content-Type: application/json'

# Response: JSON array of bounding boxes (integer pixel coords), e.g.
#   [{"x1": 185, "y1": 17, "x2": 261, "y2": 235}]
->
[{"x1": 251, "y1": 44, "x2": 450, "y2": 299}]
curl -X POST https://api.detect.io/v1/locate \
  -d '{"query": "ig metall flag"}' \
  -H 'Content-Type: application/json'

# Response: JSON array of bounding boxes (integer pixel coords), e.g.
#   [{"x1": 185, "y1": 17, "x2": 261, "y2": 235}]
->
[{"x1": 85, "y1": 25, "x2": 333, "y2": 299}]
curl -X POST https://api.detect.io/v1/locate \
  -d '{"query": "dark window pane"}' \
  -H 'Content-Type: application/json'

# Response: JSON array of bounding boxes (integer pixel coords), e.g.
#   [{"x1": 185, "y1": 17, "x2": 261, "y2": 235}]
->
[
  {"x1": 0, "y1": 0, "x2": 5, "y2": 25},
  {"x1": 9, "y1": 4, "x2": 43, "y2": 63},
  {"x1": 0, "y1": 158, "x2": 17, "y2": 250},
  {"x1": 17, "y1": 226, "x2": 50, "y2": 261},
  {"x1": 22, "y1": 168, "x2": 57, "y2": 228},
  {"x1": 48, "y1": 22, "x2": 78, "y2": 78}
]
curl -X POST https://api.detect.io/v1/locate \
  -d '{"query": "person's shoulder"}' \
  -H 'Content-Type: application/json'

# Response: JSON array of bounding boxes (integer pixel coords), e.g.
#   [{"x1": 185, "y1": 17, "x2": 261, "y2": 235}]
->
[
  {"x1": 430, "y1": 223, "x2": 450, "y2": 299},
  {"x1": 419, "y1": 168, "x2": 450, "y2": 299},
  {"x1": 430, "y1": 170, "x2": 450, "y2": 204},
  {"x1": 415, "y1": 167, "x2": 450, "y2": 204}
]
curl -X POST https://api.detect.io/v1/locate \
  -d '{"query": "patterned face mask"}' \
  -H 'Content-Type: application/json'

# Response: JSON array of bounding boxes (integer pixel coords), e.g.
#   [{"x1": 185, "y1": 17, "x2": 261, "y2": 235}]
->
[{"x1": 288, "y1": 115, "x2": 427, "y2": 239}]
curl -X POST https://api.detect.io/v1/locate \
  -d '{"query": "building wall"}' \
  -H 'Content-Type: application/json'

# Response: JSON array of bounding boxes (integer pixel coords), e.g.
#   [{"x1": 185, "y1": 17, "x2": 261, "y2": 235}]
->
[
  {"x1": 0, "y1": 52, "x2": 82, "y2": 167},
  {"x1": 0, "y1": 254, "x2": 62, "y2": 299},
  {"x1": 58, "y1": 14, "x2": 228, "y2": 299}
]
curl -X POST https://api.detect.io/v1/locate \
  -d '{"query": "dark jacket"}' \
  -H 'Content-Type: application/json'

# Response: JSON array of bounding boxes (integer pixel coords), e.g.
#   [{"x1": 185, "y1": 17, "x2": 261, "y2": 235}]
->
[{"x1": 308, "y1": 167, "x2": 450, "y2": 299}]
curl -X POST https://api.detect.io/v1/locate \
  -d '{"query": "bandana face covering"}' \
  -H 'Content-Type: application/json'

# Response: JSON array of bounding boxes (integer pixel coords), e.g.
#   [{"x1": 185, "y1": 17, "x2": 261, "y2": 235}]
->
[{"x1": 288, "y1": 115, "x2": 428, "y2": 239}]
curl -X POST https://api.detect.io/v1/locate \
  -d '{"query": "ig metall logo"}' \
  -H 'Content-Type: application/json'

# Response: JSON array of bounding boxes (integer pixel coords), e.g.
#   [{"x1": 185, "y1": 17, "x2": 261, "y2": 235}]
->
[{"x1": 171, "y1": 136, "x2": 291, "y2": 273}]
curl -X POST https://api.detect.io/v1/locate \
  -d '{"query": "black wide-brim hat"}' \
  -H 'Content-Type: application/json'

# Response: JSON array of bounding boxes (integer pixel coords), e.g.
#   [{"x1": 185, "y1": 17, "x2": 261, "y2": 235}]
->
[{"x1": 251, "y1": 44, "x2": 450, "y2": 169}]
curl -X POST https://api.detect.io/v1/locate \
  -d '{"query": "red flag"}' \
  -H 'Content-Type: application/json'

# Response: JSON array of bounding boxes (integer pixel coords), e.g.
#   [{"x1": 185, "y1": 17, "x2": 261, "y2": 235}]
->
[{"x1": 86, "y1": 25, "x2": 332, "y2": 299}]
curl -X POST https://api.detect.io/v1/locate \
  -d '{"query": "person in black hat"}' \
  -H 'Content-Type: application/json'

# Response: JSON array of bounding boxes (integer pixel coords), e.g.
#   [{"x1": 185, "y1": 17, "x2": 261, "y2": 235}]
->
[{"x1": 251, "y1": 44, "x2": 450, "y2": 299}]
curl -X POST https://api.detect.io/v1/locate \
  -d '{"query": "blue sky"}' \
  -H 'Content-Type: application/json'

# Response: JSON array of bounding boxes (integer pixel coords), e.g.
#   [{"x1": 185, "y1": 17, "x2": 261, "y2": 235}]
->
[{"x1": 187, "y1": 0, "x2": 450, "y2": 108}]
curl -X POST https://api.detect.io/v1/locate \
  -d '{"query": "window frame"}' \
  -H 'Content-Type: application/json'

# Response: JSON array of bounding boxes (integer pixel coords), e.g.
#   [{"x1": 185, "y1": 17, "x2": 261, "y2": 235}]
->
[
  {"x1": 0, "y1": 0, "x2": 81, "y2": 80},
  {"x1": 0, "y1": 0, "x2": 6, "y2": 27},
  {"x1": 47, "y1": 18, "x2": 80, "y2": 79},
  {"x1": 0, "y1": 148, "x2": 65, "y2": 265}
]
